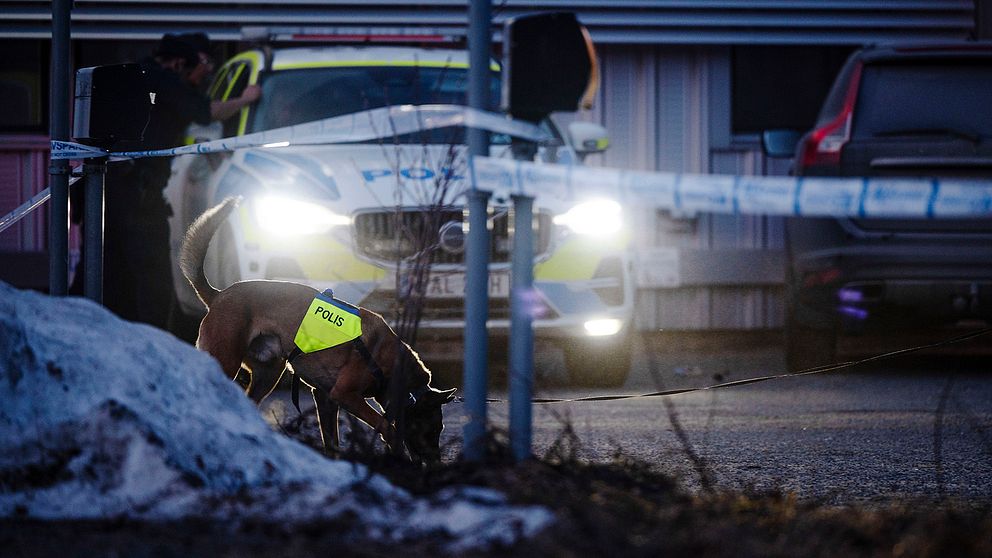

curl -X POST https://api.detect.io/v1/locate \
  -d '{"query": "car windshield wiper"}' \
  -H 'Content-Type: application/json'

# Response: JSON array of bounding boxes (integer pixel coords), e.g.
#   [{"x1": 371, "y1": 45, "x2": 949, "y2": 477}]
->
[{"x1": 874, "y1": 127, "x2": 984, "y2": 144}]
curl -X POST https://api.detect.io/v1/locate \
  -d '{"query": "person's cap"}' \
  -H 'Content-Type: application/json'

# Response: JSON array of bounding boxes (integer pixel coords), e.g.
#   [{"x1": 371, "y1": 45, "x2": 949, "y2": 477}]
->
[{"x1": 155, "y1": 33, "x2": 200, "y2": 67}]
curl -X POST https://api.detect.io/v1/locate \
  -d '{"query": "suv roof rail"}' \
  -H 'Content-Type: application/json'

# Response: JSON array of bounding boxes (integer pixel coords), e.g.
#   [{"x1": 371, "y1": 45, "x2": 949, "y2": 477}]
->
[{"x1": 240, "y1": 26, "x2": 464, "y2": 45}]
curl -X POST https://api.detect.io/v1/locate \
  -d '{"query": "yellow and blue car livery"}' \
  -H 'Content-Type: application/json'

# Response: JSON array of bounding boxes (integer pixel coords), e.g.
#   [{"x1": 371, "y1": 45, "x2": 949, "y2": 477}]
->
[{"x1": 164, "y1": 44, "x2": 635, "y2": 385}]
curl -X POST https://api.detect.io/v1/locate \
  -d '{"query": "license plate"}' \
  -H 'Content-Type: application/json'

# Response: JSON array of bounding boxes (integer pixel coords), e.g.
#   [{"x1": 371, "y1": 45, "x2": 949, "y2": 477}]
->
[{"x1": 400, "y1": 272, "x2": 509, "y2": 298}]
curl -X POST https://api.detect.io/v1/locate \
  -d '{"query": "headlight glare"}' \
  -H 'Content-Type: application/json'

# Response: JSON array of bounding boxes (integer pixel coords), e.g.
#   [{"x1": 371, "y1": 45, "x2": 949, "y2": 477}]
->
[
  {"x1": 553, "y1": 199, "x2": 622, "y2": 235},
  {"x1": 583, "y1": 318, "x2": 624, "y2": 337},
  {"x1": 255, "y1": 196, "x2": 350, "y2": 236}
]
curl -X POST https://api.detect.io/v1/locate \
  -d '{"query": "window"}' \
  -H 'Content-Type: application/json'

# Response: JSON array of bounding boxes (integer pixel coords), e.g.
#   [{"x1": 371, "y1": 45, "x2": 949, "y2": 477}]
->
[
  {"x1": 852, "y1": 61, "x2": 992, "y2": 139},
  {"x1": 0, "y1": 40, "x2": 48, "y2": 132},
  {"x1": 732, "y1": 45, "x2": 853, "y2": 135}
]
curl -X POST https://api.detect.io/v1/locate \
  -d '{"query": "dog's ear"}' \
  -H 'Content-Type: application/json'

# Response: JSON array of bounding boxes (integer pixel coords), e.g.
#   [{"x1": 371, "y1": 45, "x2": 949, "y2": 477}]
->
[{"x1": 435, "y1": 387, "x2": 456, "y2": 404}]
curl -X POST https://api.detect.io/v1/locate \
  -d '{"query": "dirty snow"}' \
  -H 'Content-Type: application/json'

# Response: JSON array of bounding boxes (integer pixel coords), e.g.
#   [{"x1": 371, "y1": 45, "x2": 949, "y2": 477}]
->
[{"x1": 0, "y1": 282, "x2": 551, "y2": 550}]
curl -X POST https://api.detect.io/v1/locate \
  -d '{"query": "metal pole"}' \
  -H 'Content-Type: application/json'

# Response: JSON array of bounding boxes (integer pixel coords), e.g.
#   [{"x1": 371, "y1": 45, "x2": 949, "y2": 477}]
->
[
  {"x1": 463, "y1": 188, "x2": 491, "y2": 461},
  {"x1": 467, "y1": 0, "x2": 492, "y2": 156},
  {"x1": 509, "y1": 193, "x2": 534, "y2": 461},
  {"x1": 82, "y1": 158, "x2": 105, "y2": 303},
  {"x1": 49, "y1": 0, "x2": 72, "y2": 295},
  {"x1": 463, "y1": 0, "x2": 493, "y2": 462}
]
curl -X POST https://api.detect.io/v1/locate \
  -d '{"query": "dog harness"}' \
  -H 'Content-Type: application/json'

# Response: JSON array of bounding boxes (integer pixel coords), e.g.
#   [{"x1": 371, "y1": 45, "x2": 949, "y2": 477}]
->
[
  {"x1": 294, "y1": 289, "x2": 363, "y2": 353},
  {"x1": 285, "y1": 289, "x2": 389, "y2": 412}
]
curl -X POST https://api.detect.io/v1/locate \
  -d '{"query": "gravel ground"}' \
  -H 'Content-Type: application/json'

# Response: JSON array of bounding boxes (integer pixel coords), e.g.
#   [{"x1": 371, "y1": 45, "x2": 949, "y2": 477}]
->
[
  {"x1": 253, "y1": 331, "x2": 992, "y2": 507},
  {"x1": 7, "y1": 331, "x2": 990, "y2": 557}
]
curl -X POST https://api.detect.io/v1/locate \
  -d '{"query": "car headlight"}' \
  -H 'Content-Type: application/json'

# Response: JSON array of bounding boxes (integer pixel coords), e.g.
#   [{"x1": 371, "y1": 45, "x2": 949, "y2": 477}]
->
[
  {"x1": 553, "y1": 199, "x2": 622, "y2": 236},
  {"x1": 254, "y1": 196, "x2": 351, "y2": 236},
  {"x1": 583, "y1": 318, "x2": 624, "y2": 337}
]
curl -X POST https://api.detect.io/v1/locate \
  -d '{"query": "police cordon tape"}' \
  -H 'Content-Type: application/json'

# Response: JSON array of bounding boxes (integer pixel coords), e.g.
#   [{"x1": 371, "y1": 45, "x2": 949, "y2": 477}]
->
[
  {"x1": 470, "y1": 326, "x2": 992, "y2": 405},
  {"x1": 0, "y1": 176, "x2": 80, "y2": 234},
  {"x1": 5, "y1": 105, "x2": 548, "y2": 232},
  {"x1": 50, "y1": 104, "x2": 551, "y2": 161},
  {"x1": 4, "y1": 104, "x2": 992, "y2": 235},
  {"x1": 471, "y1": 157, "x2": 992, "y2": 219}
]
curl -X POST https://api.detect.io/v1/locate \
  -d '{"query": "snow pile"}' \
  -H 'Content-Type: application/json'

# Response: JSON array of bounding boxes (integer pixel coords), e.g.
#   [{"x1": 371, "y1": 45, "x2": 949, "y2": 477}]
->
[{"x1": 0, "y1": 282, "x2": 551, "y2": 549}]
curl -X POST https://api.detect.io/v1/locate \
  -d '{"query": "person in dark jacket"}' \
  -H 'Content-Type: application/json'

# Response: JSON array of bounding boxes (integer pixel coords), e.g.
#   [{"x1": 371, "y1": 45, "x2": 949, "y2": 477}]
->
[
  {"x1": 72, "y1": 33, "x2": 259, "y2": 328},
  {"x1": 177, "y1": 32, "x2": 215, "y2": 90}
]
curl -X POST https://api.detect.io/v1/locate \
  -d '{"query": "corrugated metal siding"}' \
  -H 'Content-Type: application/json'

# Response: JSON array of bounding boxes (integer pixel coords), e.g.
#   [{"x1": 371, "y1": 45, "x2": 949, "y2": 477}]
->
[
  {"x1": 572, "y1": 44, "x2": 787, "y2": 331},
  {"x1": 0, "y1": 137, "x2": 49, "y2": 252},
  {"x1": 4, "y1": 1, "x2": 976, "y2": 44}
]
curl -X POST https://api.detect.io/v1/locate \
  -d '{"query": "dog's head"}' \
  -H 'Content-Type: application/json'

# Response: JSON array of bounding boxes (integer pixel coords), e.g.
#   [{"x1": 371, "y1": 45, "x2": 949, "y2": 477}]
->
[{"x1": 403, "y1": 387, "x2": 456, "y2": 464}]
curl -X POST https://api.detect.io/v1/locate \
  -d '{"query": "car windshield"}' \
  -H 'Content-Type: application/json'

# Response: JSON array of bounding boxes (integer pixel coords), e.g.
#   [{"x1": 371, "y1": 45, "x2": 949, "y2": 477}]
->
[
  {"x1": 249, "y1": 65, "x2": 501, "y2": 137},
  {"x1": 852, "y1": 61, "x2": 992, "y2": 140}
]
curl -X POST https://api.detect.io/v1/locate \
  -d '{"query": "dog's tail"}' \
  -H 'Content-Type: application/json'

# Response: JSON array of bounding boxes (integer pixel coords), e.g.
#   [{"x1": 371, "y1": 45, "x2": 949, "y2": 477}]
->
[{"x1": 180, "y1": 196, "x2": 241, "y2": 308}]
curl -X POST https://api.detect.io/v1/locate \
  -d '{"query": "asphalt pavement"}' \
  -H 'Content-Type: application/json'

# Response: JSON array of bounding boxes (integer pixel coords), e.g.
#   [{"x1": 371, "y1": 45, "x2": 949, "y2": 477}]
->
[
  {"x1": 445, "y1": 331, "x2": 992, "y2": 506},
  {"x1": 261, "y1": 331, "x2": 992, "y2": 506}
]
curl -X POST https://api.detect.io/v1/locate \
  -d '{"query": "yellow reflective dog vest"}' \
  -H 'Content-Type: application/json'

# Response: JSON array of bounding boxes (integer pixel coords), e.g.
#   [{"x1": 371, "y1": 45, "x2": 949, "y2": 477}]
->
[{"x1": 293, "y1": 289, "x2": 363, "y2": 353}]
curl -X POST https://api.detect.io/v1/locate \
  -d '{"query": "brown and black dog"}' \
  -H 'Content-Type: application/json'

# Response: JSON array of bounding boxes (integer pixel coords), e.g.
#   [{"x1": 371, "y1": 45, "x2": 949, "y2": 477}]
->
[{"x1": 179, "y1": 196, "x2": 455, "y2": 463}]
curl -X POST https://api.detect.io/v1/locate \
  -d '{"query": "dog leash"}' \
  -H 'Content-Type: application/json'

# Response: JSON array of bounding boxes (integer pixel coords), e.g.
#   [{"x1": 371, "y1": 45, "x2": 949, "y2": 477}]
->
[
  {"x1": 467, "y1": 326, "x2": 992, "y2": 405},
  {"x1": 285, "y1": 346, "x2": 305, "y2": 413}
]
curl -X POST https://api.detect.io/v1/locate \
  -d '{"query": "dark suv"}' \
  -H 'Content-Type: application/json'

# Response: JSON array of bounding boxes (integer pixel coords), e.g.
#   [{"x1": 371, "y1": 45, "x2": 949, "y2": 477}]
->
[{"x1": 764, "y1": 42, "x2": 992, "y2": 369}]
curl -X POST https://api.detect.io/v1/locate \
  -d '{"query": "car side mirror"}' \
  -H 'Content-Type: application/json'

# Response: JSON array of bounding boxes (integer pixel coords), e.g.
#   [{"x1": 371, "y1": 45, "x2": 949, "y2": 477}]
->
[
  {"x1": 502, "y1": 12, "x2": 597, "y2": 123},
  {"x1": 568, "y1": 121, "x2": 609, "y2": 160},
  {"x1": 761, "y1": 129, "x2": 802, "y2": 158}
]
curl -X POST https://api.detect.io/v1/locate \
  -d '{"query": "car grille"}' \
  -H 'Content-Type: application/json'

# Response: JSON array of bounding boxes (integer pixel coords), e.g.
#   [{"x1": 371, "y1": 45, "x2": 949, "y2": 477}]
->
[
  {"x1": 359, "y1": 290, "x2": 559, "y2": 322},
  {"x1": 353, "y1": 207, "x2": 553, "y2": 264}
]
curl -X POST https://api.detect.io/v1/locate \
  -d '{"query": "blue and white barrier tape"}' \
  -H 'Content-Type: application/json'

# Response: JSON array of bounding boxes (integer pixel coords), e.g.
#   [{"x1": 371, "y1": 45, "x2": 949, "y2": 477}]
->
[
  {"x1": 471, "y1": 157, "x2": 992, "y2": 219},
  {"x1": 5, "y1": 105, "x2": 548, "y2": 231},
  {"x1": 0, "y1": 177, "x2": 80, "y2": 235},
  {"x1": 4, "y1": 104, "x2": 991, "y2": 234},
  {"x1": 50, "y1": 105, "x2": 551, "y2": 161}
]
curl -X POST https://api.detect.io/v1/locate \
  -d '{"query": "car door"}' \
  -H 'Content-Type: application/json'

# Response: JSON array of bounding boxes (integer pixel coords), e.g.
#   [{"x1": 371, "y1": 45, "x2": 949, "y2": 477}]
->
[{"x1": 209, "y1": 52, "x2": 263, "y2": 137}]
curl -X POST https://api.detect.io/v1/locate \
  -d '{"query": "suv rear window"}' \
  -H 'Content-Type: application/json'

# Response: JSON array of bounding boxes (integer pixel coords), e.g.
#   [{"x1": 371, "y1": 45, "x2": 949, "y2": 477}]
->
[{"x1": 851, "y1": 61, "x2": 992, "y2": 140}]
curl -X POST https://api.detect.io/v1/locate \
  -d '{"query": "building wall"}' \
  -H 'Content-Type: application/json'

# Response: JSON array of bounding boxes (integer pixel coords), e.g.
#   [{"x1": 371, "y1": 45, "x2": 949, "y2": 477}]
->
[
  {"x1": 5, "y1": 1, "x2": 977, "y2": 44},
  {"x1": 558, "y1": 44, "x2": 787, "y2": 330},
  {"x1": 0, "y1": 135, "x2": 49, "y2": 253}
]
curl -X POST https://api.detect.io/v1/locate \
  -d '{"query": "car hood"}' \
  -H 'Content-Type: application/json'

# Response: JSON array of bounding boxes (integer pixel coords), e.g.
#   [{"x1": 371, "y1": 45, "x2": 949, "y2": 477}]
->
[
  {"x1": 199, "y1": 104, "x2": 570, "y2": 210},
  {"x1": 216, "y1": 143, "x2": 478, "y2": 209},
  {"x1": 214, "y1": 143, "x2": 580, "y2": 215}
]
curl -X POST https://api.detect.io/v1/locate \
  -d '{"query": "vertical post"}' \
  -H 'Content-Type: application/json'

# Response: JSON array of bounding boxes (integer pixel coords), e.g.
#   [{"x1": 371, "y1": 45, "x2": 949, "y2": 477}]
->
[
  {"x1": 82, "y1": 158, "x2": 105, "y2": 302},
  {"x1": 467, "y1": 0, "x2": 492, "y2": 158},
  {"x1": 509, "y1": 193, "x2": 534, "y2": 461},
  {"x1": 463, "y1": 188, "x2": 491, "y2": 461},
  {"x1": 463, "y1": 0, "x2": 493, "y2": 462},
  {"x1": 49, "y1": 0, "x2": 72, "y2": 295}
]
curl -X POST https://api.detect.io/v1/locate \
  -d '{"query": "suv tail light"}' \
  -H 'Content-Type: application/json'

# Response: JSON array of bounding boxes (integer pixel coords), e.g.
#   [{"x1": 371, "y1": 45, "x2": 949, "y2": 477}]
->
[{"x1": 798, "y1": 64, "x2": 863, "y2": 171}]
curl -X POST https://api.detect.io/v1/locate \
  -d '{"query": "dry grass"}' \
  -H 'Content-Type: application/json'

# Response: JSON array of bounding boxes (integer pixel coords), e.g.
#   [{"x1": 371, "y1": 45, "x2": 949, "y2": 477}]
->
[
  {"x1": 277, "y1": 413, "x2": 992, "y2": 558},
  {"x1": 3, "y1": 413, "x2": 990, "y2": 558}
]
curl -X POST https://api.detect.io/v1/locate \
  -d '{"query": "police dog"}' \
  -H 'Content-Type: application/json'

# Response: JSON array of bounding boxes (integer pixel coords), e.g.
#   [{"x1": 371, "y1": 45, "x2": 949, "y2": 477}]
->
[{"x1": 180, "y1": 196, "x2": 455, "y2": 464}]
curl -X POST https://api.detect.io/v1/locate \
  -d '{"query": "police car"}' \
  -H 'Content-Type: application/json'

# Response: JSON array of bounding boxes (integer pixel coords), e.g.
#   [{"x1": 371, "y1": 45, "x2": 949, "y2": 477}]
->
[{"x1": 165, "y1": 34, "x2": 635, "y2": 386}]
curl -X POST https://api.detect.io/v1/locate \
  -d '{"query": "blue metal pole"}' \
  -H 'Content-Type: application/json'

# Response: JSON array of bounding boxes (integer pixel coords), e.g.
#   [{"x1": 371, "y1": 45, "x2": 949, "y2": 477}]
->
[
  {"x1": 509, "y1": 193, "x2": 534, "y2": 461},
  {"x1": 467, "y1": 0, "x2": 492, "y2": 158},
  {"x1": 49, "y1": 0, "x2": 71, "y2": 295},
  {"x1": 463, "y1": 0, "x2": 493, "y2": 462},
  {"x1": 463, "y1": 188, "x2": 491, "y2": 461}
]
